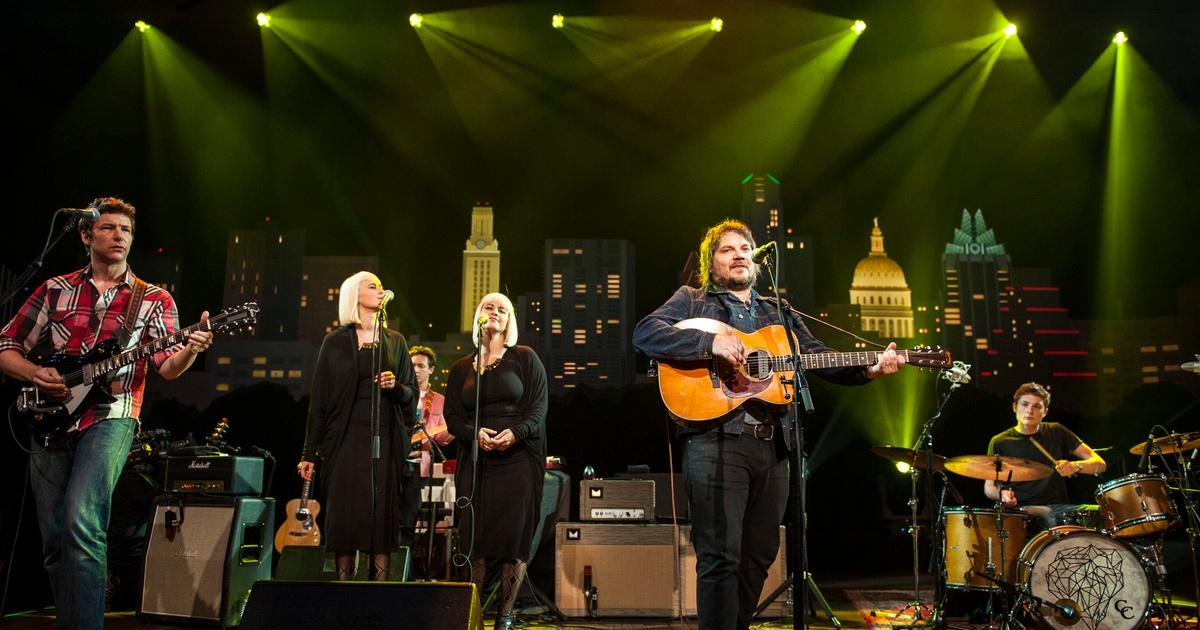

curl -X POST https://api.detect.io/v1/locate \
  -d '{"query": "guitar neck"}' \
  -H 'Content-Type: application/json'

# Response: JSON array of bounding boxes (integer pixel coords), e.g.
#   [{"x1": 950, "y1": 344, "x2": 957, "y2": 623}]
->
[
  {"x1": 766, "y1": 349, "x2": 912, "y2": 371},
  {"x1": 77, "y1": 320, "x2": 211, "y2": 381},
  {"x1": 300, "y1": 477, "x2": 312, "y2": 509}
]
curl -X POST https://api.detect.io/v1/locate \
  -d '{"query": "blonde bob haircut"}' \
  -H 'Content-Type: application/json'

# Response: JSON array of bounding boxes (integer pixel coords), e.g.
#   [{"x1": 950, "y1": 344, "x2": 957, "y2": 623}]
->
[
  {"x1": 338, "y1": 271, "x2": 382, "y2": 326},
  {"x1": 472, "y1": 292, "x2": 518, "y2": 348}
]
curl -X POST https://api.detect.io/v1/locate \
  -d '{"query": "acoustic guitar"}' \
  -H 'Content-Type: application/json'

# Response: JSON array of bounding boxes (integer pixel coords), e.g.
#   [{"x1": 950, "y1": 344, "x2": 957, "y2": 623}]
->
[
  {"x1": 274, "y1": 476, "x2": 322, "y2": 553},
  {"x1": 655, "y1": 318, "x2": 952, "y2": 426}
]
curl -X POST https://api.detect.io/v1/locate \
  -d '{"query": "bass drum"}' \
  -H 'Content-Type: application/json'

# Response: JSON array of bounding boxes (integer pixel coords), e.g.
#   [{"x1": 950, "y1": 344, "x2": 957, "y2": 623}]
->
[{"x1": 1017, "y1": 526, "x2": 1150, "y2": 630}]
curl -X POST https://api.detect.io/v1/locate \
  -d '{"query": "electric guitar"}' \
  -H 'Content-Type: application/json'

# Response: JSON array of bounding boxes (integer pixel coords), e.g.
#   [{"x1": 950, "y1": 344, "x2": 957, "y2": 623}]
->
[
  {"x1": 655, "y1": 318, "x2": 952, "y2": 426},
  {"x1": 17, "y1": 303, "x2": 259, "y2": 438},
  {"x1": 274, "y1": 476, "x2": 322, "y2": 552}
]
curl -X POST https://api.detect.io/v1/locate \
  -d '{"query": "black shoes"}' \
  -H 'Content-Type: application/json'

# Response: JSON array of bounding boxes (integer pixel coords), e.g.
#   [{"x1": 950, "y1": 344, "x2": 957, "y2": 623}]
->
[{"x1": 495, "y1": 612, "x2": 516, "y2": 630}]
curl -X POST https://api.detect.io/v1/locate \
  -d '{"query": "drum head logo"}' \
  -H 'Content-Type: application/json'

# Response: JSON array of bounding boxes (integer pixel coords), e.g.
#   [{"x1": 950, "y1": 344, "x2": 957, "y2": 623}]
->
[{"x1": 1045, "y1": 544, "x2": 1124, "y2": 630}]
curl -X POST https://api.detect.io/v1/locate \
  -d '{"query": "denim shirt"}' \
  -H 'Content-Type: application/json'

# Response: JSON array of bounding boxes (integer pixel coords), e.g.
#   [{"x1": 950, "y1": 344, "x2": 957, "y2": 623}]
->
[{"x1": 632, "y1": 285, "x2": 871, "y2": 450}]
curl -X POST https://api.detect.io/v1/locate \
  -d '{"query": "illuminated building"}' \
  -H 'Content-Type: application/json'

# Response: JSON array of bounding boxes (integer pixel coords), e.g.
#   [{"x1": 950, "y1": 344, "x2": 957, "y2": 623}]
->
[
  {"x1": 460, "y1": 204, "x2": 500, "y2": 332},
  {"x1": 850, "y1": 218, "x2": 914, "y2": 339}
]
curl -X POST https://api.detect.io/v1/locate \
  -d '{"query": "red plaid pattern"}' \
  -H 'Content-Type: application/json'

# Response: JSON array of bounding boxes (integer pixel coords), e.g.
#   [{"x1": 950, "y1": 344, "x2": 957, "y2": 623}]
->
[{"x1": 0, "y1": 266, "x2": 181, "y2": 432}]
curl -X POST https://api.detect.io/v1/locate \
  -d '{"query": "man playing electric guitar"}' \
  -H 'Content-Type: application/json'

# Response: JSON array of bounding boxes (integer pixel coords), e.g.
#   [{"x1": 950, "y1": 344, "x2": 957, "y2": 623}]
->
[
  {"x1": 633, "y1": 219, "x2": 905, "y2": 630},
  {"x1": 0, "y1": 197, "x2": 214, "y2": 630}
]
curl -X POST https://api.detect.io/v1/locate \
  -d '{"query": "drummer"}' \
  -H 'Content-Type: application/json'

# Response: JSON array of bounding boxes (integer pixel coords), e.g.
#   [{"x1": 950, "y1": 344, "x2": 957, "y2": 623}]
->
[{"x1": 983, "y1": 382, "x2": 1106, "y2": 530}]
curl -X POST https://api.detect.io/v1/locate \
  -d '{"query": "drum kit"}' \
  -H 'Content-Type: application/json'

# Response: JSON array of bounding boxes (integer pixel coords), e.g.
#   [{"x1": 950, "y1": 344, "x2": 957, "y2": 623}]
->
[{"x1": 874, "y1": 430, "x2": 1200, "y2": 630}]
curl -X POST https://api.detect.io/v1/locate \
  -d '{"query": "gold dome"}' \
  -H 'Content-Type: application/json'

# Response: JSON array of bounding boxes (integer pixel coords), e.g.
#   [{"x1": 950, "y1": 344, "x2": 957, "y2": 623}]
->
[{"x1": 851, "y1": 218, "x2": 909, "y2": 290}]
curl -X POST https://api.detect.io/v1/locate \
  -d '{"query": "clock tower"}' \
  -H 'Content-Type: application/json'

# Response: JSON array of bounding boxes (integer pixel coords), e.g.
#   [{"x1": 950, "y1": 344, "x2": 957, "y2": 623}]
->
[{"x1": 461, "y1": 203, "x2": 501, "y2": 331}]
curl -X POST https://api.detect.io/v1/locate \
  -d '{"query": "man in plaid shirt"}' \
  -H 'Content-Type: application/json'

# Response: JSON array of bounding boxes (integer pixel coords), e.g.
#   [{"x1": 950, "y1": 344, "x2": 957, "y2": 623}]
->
[{"x1": 0, "y1": 197, "x2": 214, "y2": 630}]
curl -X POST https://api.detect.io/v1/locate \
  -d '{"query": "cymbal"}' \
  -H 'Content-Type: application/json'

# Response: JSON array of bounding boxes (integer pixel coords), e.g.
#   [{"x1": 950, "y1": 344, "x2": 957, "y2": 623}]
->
[
  {"x1": 871, "y1": 445, "x2": 947, "y2": 471},
  {"x1": 944, "y1": 455, "x2": 1053, "y2": 482},
  {"x1": 1129, "y1": 432, "x2": 1200, "y2": 456}
]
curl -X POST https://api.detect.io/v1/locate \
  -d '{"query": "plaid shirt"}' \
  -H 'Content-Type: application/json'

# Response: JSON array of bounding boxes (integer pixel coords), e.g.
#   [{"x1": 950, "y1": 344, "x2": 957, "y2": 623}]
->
[{"x1": 0, "y1": 266, "x2": 181, "y2": 432}]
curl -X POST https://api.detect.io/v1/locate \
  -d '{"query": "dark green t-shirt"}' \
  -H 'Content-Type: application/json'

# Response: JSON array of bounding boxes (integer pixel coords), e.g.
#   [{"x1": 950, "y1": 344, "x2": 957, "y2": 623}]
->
[{"x1": 987, "y1": 422, "x2": 1082, "y2": 505}]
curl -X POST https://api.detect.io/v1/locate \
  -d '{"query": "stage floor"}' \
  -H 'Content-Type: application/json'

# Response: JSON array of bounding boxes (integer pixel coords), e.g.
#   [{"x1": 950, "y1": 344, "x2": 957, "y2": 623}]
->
[{"x1": 4, "y1": 573, "x2": 1196, "y2": 629}]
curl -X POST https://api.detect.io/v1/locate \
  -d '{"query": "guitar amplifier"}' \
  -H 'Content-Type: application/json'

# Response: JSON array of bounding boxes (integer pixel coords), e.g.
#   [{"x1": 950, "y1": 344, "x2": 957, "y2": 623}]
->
[
  {"x1": 165, "y1": 454, "x2": 264, "y2": 495},
  {"x1": 580, "y1": 479, "x2": 655, "y2": 522},
  {"x1": 555, "y1": 523, "x2": 680, "y2": 617}
]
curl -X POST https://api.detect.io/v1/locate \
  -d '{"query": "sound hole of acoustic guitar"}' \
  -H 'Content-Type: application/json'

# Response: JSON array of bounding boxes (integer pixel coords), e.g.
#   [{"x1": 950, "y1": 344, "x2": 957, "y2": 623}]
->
[{"x1": 745, "y1": 350, "x2": 773, "y2": 380}]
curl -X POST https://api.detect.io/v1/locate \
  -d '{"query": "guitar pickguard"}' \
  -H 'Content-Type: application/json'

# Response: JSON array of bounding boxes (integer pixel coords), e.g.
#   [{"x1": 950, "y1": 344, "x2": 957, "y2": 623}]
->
[{"x1": 717, "y1": 367, "x2": 773, "y2": 400}]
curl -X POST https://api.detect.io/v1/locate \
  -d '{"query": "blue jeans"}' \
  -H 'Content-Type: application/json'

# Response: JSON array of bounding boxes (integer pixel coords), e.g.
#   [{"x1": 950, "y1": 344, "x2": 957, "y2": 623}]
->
[
  {"x1": 30, "y1": 417, "x2": 137, "y2": 630},
  {"x1": 684, "y1": 430, "x2": 789, "y2": 630}
]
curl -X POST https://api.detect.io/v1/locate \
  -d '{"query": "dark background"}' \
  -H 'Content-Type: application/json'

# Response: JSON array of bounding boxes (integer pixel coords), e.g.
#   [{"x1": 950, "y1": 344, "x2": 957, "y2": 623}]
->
[{"x1": 4, "y1": 0, "x2": 1198, "y2": 614}]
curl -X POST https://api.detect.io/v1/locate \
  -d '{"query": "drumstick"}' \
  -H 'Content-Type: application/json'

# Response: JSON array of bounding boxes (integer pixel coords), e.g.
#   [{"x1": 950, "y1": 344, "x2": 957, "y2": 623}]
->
[{"x1": 1027, "y1": 436, "x2": 1060, "y2": 470}]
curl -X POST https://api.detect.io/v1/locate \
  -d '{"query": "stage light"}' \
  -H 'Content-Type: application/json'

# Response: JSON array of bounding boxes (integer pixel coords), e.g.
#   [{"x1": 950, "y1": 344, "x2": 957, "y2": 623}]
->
[
  {"x1": 852, "y1": 20, "x2": 866, "y2": 34},
  {"x1": 1004, "y1": 23, "x2": 1017, "y2": 38},
  {"x1": 710, "y1": 17, "x2": 723, "y2": 33},
  {"x1": 409, "y1": 13, "x2": 424, "y2": 29},
  {"x1": 135, "y1": 20, "x2": 150, "y2": 32},
  {"x1": 1113, "y1": 31, "x2": 1127, "y2": 45},
  {"x1": 895, "y1": 461, "x2": 911, "y2": 474},
  {"x1": 256, "y1": 13, "x2": 271, "y2": 28},
  {"x1": 552, "y1": 13, "x2": 564, "y2": 29}
]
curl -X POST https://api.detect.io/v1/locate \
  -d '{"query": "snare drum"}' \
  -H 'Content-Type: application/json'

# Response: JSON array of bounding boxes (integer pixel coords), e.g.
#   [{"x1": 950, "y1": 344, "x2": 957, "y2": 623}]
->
[
  {"x1": 943, "y1": 507, "x2": 1029, "y2": 590},
  {"x1": 1095, "y1": 473, "x2": 1178, "y2": 538},
  {"x1": 1017, "y1": 526, "x2": 1151, "y2": 630}
]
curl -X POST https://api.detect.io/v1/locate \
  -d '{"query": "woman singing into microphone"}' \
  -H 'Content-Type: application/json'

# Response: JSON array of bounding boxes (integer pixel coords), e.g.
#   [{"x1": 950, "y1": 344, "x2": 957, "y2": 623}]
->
[
  {"x1": 444, "y1": 293, "x2": 548, "y2": 630},
  {"x1": 298, "y1": 271, "x2": 416, "y2": 580}
]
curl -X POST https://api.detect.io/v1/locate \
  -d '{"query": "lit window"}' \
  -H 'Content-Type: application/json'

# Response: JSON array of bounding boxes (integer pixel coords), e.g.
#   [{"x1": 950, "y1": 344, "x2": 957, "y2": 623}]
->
[{"x1": 253, "y1": 356, "x2": 268, "y2": 365}]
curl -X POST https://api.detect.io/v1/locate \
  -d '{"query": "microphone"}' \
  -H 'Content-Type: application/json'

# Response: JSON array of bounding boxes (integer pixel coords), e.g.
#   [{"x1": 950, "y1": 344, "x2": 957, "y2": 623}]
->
[
  {"x1": 751, "y1": 241, "x2": 777, "y2": 264},
  {"x1": 942, "y1": 361, "x2": 972, "y2": 386},
  {"x1": 938, "y1": 471, "x2": 966, "y2": 505},
  {"x1": 1137, "y1": 432, "x2": 1155, "y2": 473},
  {"x1": 380, "y1": 289, "x2": 395, "y2": 306},
  {"x1": 59, "y1": 207, "x2": 100, "y2": 221},
  {"x1": 1052, "y1": 599, "x2": 1079, "y2": 621},
  {"x1": 477, "y1": 315, "x2": 489, "y2": 328}
]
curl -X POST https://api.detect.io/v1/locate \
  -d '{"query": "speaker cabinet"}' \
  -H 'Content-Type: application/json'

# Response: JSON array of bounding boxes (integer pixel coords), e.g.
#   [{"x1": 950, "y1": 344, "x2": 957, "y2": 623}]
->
[
  {"x1": 239, "y1": 581, "x2": 482, "y2": 630},
  {"x1": 680, "y1": 525, "x2": 787, "y2": 617},
  {"x1": 139, "y1": 496, "x2": 274, "y2": 626},
  {"x1": 555, "y1": 523, "x2": 680, "y2": 617}
]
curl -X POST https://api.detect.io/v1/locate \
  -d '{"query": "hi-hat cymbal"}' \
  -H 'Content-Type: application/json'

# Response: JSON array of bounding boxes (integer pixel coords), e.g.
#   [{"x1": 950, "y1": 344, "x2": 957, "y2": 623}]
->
[
  {"x1": 871, "y1": 445, "x2": 947, "y2": 471},
  {"x1": 1129, "y1": 432, "x2": 1200, "y2": 456},
  {"x1": 944, "y1": 454, "x2": 1053, "y2": 482}
]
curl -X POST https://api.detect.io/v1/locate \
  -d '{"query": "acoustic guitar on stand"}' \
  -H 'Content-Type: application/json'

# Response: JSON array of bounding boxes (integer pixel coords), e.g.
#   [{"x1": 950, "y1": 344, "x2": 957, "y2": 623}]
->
[
  {"x1": 654, "y1": 318, "x2": 952, "y2": 426},
  {"x1": 274, "y1": 475, "x2": 321, "y2": 552}
]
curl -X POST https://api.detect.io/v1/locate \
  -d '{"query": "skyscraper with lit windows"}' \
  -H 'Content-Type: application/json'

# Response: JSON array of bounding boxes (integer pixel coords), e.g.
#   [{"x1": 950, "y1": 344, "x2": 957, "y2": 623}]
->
[{"x1": 541, "y1": 239, "x2": 635, "y2": 393}]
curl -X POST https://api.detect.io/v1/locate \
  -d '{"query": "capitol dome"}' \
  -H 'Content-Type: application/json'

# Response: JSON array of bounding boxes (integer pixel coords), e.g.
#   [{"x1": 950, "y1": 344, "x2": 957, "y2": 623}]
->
[
  {"x1": 852, "y1": 220, "x2": 910, "y2": 290},
  {"x1": 848, "y1": 218, "x2": 914, "y2": 339}
]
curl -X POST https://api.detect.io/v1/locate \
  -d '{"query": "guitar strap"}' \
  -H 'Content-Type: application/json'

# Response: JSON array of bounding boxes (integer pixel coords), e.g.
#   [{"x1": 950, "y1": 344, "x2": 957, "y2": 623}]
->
[{"x1": 117, "y1": 276, "x2": 149, "y2": 348}]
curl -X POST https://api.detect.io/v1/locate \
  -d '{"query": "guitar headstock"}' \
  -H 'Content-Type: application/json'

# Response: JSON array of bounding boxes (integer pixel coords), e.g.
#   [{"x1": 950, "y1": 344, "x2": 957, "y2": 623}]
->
[
  {"x1": 209, "y1": 302, "x2": 259, "y2": 336},
  {"x1": 906, "y1": 346, "x2": 952, "y2": 369}
]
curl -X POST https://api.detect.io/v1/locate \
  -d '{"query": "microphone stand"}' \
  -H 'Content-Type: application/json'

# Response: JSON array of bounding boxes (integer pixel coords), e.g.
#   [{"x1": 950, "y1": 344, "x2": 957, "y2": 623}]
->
[
  {"x1": 1, "y1": 211, "x2": 81, "y2": 308},
  {"x1": 902, "y1": 371, "x2": 967, "y2": 628},
  {"x1": 761, "y1": 251, "x2": 823, "y2": 630},
  {"x1": 454, "y1": 320, "x2": 486, "y2": 581},
  {"x1": 367, "y1": 302, "x2": 386, "y2": 563}
]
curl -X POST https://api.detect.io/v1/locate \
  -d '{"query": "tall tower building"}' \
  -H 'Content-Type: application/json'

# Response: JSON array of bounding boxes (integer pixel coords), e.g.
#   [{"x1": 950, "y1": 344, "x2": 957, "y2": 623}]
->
[
  {"x1": 739, "y1": 173, "x2": 814, "y2": 309},
  {"x1": 461, "y1": 204, "x2": 500, "y2": 331},
  {"x1": 850, "y1": 219, "x2": 914, "y2": 339},
  {"x1": 542, "y1": 239, "x2": 635, "y2": 393},
  {"x1": 940, "y1": 210, "x2": 1012, "y2": 371},
  {"x1": 223, "y1": 227, "x2": 304, "y2": 340}
]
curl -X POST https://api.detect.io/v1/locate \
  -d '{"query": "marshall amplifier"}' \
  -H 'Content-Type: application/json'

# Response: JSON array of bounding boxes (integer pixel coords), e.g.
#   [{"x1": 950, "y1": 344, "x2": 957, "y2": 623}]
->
[
  {"x1": 580, "y1": 479, "x2": 655, "y2": 522},
  {"x1": 165, "y1": 454, "x2": 264, "y2": 495}
]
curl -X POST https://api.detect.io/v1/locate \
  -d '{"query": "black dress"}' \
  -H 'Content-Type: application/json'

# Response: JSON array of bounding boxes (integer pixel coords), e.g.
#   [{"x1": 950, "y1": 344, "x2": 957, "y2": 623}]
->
[
  {"x1": 301, "y1": 326, "x2": 417, "y2": 554},
  {"x1": 444, "y1": 346, "x2": 548, "y2": 561}
]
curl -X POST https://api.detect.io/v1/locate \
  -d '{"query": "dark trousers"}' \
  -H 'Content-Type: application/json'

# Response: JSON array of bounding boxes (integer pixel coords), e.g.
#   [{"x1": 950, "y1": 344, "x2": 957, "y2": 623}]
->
[
  {"x1": 684, "y1": 431, "x2": 789, "y2": 630},
  {"x1": 398, "y1": 460, "x2": 423, "y2": 549}
]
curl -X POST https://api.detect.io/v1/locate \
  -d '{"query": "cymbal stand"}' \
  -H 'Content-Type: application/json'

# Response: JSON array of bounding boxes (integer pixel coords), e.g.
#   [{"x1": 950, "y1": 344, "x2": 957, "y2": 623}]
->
[
  {"x1": 1164, "y1": 433, "x2": 1200, "y2": 623},
  {"x1": 987, "y1": 463, "x2": 1015, "y2": 628}
]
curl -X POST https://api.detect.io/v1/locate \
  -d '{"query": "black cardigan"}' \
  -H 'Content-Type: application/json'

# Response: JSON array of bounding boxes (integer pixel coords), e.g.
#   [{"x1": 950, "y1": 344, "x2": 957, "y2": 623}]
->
[{"x1": 300, "y1": 325, "x2": 417, "y2": 463}]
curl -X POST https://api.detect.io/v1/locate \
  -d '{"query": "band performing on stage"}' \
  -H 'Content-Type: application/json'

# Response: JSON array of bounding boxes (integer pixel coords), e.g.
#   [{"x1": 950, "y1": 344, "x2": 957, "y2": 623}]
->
[{"x1": 2, "y1": 205, "x2": 1197, "y2": 630}]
